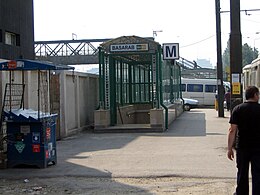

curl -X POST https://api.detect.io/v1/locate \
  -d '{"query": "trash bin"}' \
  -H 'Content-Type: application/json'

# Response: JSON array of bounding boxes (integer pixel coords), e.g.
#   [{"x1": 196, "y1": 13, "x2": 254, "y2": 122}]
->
[{"x1": 4, "y1": 109, "x2": 57, "y2": 168}]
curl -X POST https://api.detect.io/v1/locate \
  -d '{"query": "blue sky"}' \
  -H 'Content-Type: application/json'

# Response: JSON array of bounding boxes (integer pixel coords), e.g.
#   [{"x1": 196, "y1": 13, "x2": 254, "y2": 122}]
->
[{"x1": 33, "y1": 0, "x2": 260, "y2": 66}]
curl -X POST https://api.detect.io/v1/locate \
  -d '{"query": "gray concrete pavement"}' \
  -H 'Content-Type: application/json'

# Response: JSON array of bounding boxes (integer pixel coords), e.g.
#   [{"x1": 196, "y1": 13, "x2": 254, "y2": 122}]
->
[{"x1": 0, "y1": 108, "x2": 236, "y2": 180}]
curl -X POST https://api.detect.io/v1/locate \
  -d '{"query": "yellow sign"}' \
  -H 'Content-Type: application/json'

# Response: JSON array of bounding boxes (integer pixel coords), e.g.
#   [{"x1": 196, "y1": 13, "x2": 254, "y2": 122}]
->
[{"x1": 232, "y1": 82, "x2": 241, "y2": 95}]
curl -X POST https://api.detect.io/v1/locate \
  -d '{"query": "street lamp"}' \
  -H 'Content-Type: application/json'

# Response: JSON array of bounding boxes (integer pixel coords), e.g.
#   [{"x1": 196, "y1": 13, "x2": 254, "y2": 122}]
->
[
  {"x1": 153, "y1": 30, "x2": 163, "y2": 39},
  {"x1": 72, "y1": 33, "x2": 77, "y2": 40}
]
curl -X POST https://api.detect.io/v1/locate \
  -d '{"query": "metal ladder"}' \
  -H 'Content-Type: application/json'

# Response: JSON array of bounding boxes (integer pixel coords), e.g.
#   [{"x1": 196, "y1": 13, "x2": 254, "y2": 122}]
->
[
  {"x1": 0, "y1": 83, "x2": 25, "y2": 151},
  {"x1": 104, "y1": 56, "x2": 110, "y2": 109}
]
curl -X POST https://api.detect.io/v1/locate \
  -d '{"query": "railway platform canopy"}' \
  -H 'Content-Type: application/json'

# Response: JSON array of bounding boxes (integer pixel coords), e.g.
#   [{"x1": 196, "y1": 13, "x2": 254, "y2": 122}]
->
[{"x1": 94, "y1": 36, "x2": 183, "y2": 132}]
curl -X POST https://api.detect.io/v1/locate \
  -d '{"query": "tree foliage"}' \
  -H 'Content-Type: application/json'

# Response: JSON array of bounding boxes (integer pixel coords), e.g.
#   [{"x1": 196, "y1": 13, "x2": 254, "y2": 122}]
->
[
  {"x1": 222, "y1": 40, "x2": 259, "y2": 68},
  {"x1": 222, "y1": 40, "x2": 230, "y2": 69}
]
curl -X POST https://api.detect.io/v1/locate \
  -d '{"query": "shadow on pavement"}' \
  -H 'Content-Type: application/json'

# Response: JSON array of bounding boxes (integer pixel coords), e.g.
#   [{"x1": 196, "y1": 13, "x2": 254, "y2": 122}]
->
[
  {"x1": 0, "y1": 109, "x2": 218, "y2": 194},
  {"x1": 166, "y1": 110, "x2": 206, "y2": 137},
  {"x1": 0, "y1": 133, "x2": 153, "y2": 194}
]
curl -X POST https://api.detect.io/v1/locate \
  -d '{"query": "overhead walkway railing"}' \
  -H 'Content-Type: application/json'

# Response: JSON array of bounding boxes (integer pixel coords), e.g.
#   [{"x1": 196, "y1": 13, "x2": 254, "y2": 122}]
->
[
  {"x1": 34, "y1": 39, "x2": 111, "y2": 65},
  {"x1": 177, "y1": 57, "x2": 220, "y2": 79},
  {"x1": 177, "y1": 57, "x2": 202, "y2": 69},
  {"x1": 35, "y1": 39, "x2": 111, "y2": 57}
]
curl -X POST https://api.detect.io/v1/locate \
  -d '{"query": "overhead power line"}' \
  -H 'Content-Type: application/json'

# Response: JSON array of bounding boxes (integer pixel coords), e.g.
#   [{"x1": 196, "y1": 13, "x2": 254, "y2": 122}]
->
[
  {"x1": 220, "y1": 9, "x2": 260, "y2": 14},
  {"x1": 180, "y1": 35, "x2": 215, "y2": 48}
]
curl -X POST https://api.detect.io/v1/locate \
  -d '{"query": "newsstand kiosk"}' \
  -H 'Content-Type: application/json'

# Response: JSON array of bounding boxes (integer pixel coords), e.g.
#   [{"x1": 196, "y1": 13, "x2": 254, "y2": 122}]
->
[
  {"x1": 4, "y1": 109, "x2": 57, "y2": 168},
  {"x1": 0, "y1": 59, "x2": 74, "y2": 168}
]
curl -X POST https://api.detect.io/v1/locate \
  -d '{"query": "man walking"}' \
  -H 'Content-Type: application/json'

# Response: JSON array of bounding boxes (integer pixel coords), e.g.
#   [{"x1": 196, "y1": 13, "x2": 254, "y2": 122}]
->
[
  {"x1": 224, "y1": 89, "x2": 231, "y2": 111},
  {"x1": 227, "y1": 86, "x2": 260, "y2": 195}
]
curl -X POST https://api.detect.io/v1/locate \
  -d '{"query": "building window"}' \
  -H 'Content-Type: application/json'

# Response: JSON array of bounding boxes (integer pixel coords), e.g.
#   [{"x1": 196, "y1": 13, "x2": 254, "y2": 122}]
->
[
  {"x1": 16, "y1": 34, "x2": 20, "y2": 46},
  {"x1": 5, "y1": 31, "x2": 18, "y2": 46}
]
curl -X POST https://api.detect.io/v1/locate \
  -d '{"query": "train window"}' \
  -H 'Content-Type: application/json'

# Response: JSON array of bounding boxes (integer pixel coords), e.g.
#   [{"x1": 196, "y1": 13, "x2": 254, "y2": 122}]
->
[
  {"x1": 251, "y1": 72, "x2": 256, "y2": 86},
  {"x1": 205, "y1": 85, "x2": 217, "y2": 93},
  {"x1": 181, "y1": 84, "x2": 186, "y2": 92},
  {"x1": 187, "y1": 84, "x2": 203, "y2": 92}
]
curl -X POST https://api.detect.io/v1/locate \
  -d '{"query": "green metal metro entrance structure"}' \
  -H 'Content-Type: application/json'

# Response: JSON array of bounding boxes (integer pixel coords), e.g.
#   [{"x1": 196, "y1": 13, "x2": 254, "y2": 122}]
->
[{"x1": 95, "y1": 36, "x2": 182, "y2": 131}]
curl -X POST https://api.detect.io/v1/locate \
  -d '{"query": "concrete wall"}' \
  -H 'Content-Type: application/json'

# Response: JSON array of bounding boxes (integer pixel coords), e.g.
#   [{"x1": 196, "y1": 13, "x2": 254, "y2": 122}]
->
[
  {"x1": 59, "y1": 71, "x2": 99, "y2": 137},
  {"x1": 0, "y1": 70, "x2": 99, "y2": 139},
  {"x1": 167, "y1": 103, "x2": 184, "y2": 126}
]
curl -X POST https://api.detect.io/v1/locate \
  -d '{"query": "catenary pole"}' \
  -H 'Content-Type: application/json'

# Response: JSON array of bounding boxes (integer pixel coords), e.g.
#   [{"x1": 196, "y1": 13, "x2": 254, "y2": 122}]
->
[
  {"x1": 230, "y1": 0, "x2": 243, "y2": 110},
  {"x1": 215, "y1": 0, "x2": 224, "y2": 117}
]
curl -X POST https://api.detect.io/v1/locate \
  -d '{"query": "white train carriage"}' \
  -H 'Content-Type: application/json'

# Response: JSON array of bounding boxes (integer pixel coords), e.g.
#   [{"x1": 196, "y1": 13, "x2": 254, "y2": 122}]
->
[
  {"x1": 243, "y1": 57, "x2": 260, "y2": 89},
  {"x1": 242, "y1": 57, "x2": 260, "y2": 101}
]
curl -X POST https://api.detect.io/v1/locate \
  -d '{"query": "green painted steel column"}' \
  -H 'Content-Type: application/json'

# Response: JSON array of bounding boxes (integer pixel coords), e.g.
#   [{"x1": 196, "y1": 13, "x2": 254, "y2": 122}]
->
[
  {"x1": 109, "y1": 57, "x2": 117, "y2": 125},
  {"x1": 149, "y1": 62, "x2": 153, "y2": 105},
  {"x1": 133, "y1": 65, "x2": 136, "y2": 103},
  {"x1": 155, "y1": 54, "x2": 160, "y2": 109},
  {"x1": 139, "y1": 66, "x2": 142, "y2": 102},
  {"x1": 174, "y1": 62, "x2": 178, "y2": 99},
  {"x1": 177, "y1": 65, "x2": 181, "y2": 99},
  {"x1": 170, "y1": 61, "x2": 174, "y2": 103},
  {"x1": 120, "y1": 60, "x2": 124, "y2": 105},
  {"x1": 158, "y1": 45, "x2": 168, "y2": 130},
  {"x1": 143, "y1": 67, "x2": 147, "y2": 101},
  {"x1": 179, "y1": 64, "x2": 182, "y2": 99},
  {"x1": 128, "y1": 63, "x2": 132, "y2": 104},
  {"x1": 98, "y1": 47, "x2": 104, "y2": 109}
]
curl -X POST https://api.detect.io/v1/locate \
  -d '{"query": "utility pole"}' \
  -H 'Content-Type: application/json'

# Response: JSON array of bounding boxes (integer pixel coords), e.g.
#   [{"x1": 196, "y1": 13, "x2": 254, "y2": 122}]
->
[
  {"x1": 230, "y1": 0, "x2": 243, "y2": 109},
  {"x1": 215, "y1": 0, "x2": 224, "y2": 117}
]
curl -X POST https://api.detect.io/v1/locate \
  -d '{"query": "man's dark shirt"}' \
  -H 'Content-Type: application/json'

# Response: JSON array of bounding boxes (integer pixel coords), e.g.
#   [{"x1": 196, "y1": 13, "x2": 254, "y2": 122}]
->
[{"x1": 229, "y1": 102, "x2": 260, "y2": 149}]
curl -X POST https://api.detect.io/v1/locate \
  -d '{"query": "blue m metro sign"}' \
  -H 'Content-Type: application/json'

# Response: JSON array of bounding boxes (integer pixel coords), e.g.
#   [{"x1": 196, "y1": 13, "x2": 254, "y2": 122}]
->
[{"x1": 162, "y1": 43, "x2": 179, "y2": 60}]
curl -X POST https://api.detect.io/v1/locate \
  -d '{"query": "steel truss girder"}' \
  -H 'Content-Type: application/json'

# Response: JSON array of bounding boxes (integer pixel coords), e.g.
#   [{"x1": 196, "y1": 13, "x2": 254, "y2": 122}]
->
[{"x1": 35, "y1": 38, "x2": 111, "y2": 57}]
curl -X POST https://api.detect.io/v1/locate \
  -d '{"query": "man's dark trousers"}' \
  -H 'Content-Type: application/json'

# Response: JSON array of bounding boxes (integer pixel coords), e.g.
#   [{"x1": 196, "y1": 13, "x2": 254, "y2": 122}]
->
[{"x1": 236, "y1": 148, "x2": 260, "y2": 195}]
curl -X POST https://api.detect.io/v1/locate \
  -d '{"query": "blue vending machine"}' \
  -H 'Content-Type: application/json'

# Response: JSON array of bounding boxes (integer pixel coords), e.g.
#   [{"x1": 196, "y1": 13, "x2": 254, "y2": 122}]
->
[{"x1": 4, "y1": 109, "x2": 57, "y2": 168}]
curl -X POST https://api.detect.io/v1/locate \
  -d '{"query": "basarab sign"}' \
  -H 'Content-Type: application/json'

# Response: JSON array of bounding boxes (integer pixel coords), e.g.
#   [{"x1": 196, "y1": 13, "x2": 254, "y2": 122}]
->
[{"x1": 110, "y1": 43, "x2": 149, "y2": 52}]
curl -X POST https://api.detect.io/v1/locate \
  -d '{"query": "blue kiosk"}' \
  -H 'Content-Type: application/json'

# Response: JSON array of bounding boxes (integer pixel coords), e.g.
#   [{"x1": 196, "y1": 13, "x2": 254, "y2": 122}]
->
[{"x1": 0, "y1": 59, "x2": 74, "y2": 168}]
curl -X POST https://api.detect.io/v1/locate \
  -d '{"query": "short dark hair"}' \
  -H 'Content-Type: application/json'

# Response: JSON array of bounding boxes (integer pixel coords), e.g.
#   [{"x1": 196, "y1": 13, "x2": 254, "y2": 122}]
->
[{"x1": 245, "y1": 86, "x2": 259, "y2": 100}]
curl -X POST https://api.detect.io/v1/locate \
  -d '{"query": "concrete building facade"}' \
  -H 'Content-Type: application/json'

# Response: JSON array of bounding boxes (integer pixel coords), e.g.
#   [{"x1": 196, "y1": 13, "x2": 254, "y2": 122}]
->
[{"x1": 0, "y1": 0, "x2": 34, "y2": 60}]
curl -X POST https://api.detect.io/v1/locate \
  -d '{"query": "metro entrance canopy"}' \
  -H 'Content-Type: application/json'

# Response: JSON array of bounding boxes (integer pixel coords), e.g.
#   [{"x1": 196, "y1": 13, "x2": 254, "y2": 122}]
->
[{"x1": 95, "y1": 36, "x2": 182, "y2": 131}]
